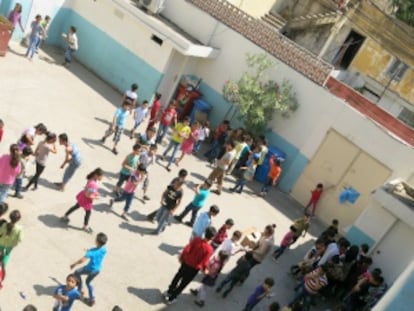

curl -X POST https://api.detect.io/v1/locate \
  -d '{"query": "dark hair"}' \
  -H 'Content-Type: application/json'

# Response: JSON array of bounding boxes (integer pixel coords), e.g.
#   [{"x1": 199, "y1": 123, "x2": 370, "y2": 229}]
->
[
  {"x1": 290, "y1": 302, "x2": 304, "y2": 311},
  {"x1": 142, "y1": 100, "x2": 149, "y2": 105},
  {"x1": 137, "y1": 163, "x2": 147, "y2": 173},
  {"x1": 7, "y1": 210, "x2": 21, "y2": 235},
  {"x1": 149, "y1": 143, "x2": 157, "y2": 150},
  {"x1": 112, "y1": 307, "x2": 123, "y2": 311},
  {"x1": 183, "y1": 116, "x2": 190, "y2": 122},
  {"x1": 131, "y1": 83, "x2": 138, "y2": 91},
  {"x1": 209, "y1": 205, "x2": 220, "y2": 215},
  {"x1": 372, "y1": 268, "x2": 382, "y2": 276},
  {"x1": 35, "y1": 123, "x2": 47, "y2": 134},
  {"x1": 332, "y1": 219, "x2": 339, "y2": 225},
  {"x1": 227, "y1": 140, "x2": 235, "y2": 149},
  {"x1": 225, "y1": 218, "x2": 234, "y2": 226},
  {"x1": 122, "y1": 99, "x2": 133, "y2": 106},
  {"x1": 223, "y1": 120, "x2": 230, "y2": 125},
  {"x1": 45, "y1": 132, "x2": 57, "y2": 142},
  {"x1": 35, "y1": 14, "x2": 41, "y2": 19},
  {"x1": 275, "y1": 159, "x2": 281, "y2": 166},
  {"x1": 0, "y1": 119, "x2": 3, "y2": 125},
  {"x1": 269, "y1": 302, "x2": 280, "y2": 311},
  {"x1": 338, "y1": 237, "x2": 351, "y2": 249},
  {"x1": 360, "y1": 243, "x2": 370, "y2": 253},
  {"x1": 66, "y1": 273, "x2": 79, "y2": 285},
  {"x1": 344, "y1": 245, "x2": 359, "y2": 262},
  {"x1": 317, "y1": 183, "x2": 324, "y2": 188},
  {"x1": 233, "y1": 230, "x2": 242, "y2": 239},
  {"x1": 0, "y1": 202, "x2": 9, "y2": 217},
  {"x1": 22, "y1": 305, "x2": 37, "y2": 311},
  {"x1": 264, "y1": 277, "x2": 274, "y2": 287},
  {"x1": 218, "y1": 250, "x2": 229, "y2": 262},
  {"x1": 178, "y1": 169, "x2": 188, "y2": 178},
  {"x1": 204, "y1": 226, "x2": 217, "y2": 240},
  {"x1": 9, "y1": 144, "x2": 20, "y2": 168},
  {"x1": 155, "y1": 92, "x2": 162, "y2": 99},
  {"x1": 132, "y1": 143, "x2": 141, "y2": 151},
  {"x1": 86, "y1": 168, "x2": 103, "y2": 180},
  {"x1": 362, "y1": 256, "x2": 373, "y2": 266},
  {"x1": 70, "y1": 26, "x2": 76, "y2": 33},
  {"x1": 290, "y1": 225, "x2": 298, "y2": 233},
  {"x1": 45, "y1": 15, "x2": 51, "y2": 21},
  {"x1": 265, "y1": 224, "x2": 276, "y2": 235},
  {"x1": 96, "y1": 232, "x2": 108, "y2": 246},
  {"x1": 22, "y1": 146, "x2": 33, "y2": 156},
  {"x1": 58, "y1": 133, "x2": 68, "y2": 143}
]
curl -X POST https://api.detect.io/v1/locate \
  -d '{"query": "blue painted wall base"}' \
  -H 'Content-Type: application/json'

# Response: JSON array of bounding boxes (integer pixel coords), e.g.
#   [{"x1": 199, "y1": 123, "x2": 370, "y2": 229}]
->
[{"x1": 346, "y1": 225, "x2": 375, "y2": 247}]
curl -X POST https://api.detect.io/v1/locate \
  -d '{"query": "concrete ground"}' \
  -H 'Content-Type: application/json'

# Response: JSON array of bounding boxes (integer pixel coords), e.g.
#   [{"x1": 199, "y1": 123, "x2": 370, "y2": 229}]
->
[{"x1": 0, "y1": 43, "x2": 328, "y2": 311}]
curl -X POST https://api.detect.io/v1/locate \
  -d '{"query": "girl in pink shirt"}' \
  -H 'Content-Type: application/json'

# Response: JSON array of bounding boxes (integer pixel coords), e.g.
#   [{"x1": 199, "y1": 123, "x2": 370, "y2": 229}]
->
[
  {"x1": 0, "y1": 144, "x2": 22, "y2": 203},
  {"x1": 272, "y1": 225, "x2": 298, "y2": 261},
  {"x1": 61, "y1": 168, "x2": 103, "y2": 233},
  {"x1": 175, "y1": 122, "x2": 200, "y2": 167}
]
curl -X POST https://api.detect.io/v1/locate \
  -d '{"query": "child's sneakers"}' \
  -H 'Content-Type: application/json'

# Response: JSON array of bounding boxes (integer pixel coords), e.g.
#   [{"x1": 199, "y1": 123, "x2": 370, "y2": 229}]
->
[{"x1": 60, "y1": 216, "x2": 70, "y2": 223}]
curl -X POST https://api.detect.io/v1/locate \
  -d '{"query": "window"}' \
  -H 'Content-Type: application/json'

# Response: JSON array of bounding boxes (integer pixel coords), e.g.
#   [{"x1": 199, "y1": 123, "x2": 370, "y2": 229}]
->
[
  {"x1": 386, "y1": 58, "x2": 409, "y2": 82},
  {"x1": 333, "y1": 30, "x2": 365, "y2": 70},
  {"x1": 398, "y1": 107, "x2": 414, "y2": 128}
]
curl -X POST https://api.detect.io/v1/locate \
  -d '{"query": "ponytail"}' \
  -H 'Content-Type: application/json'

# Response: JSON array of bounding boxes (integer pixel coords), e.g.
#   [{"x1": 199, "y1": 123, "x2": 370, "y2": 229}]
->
[
  {"x1": 86, "y1": 167, "x2": 103, "y2": 180},
  {"x1": 6, "y1": 210, "x2": 21, "y2": 235},
  {"x1": 9, "y1": 144, "x2": 20, "y2": 168}
]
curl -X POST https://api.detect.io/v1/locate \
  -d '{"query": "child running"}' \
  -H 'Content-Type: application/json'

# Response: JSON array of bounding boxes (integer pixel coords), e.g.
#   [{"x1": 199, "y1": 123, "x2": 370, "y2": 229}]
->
[
  {"x1": 191, "y1": 250, "x2": 229, "y2": 307},
  {"x1": 242, "y1": 277, "x2": 275, "y2": 311},
  {"x1": 13, "y1": 146, "x2": 33, "y2": 199},
  {"x1": 70, "y1": 232, "x2": 108, "y2": 307},
  {"x1": 101, "y1": 99, "x2": 133, "y2": 155},
  {"x1": 26, "y1": 14, "x2": 43, "y2": 61},
  {"x1": 174, "y1": 121, "x2": 199, "y2": 167},
  {"x1": 24, "y1": 132, "x2": 57, "y2": 191},
  {"x1": 52, "y1": 273, "x2": 80, "y2": 311},
  {"x1": 113, "y1": 144, "x2": 142, "y2": 196},
  {"x1": 61, "y1": 168, "x2": 103, "y2": 233},
  {"x1": 130, "y1": 100, "x2": 149, "y2": 139},
  {"x1": 230, "y1": 156, "x2": 258, "y2": 194},
  {"x1": 272, "y1": 225, "x2": 297, "y2": 262},
  {"x1": 55, "y1": 133, "x2": 81, "y2": 191},
  {"x1": 109, "y1": 164, "x2": 147, "y2": 221}
]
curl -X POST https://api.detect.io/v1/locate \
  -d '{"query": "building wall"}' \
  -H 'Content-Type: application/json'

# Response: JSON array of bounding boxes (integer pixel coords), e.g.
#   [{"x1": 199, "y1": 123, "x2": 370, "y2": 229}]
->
[
  {"x1": 350, "y1": 38, "x2": 414, "y2": 105},
  {"x1": 227, "y1": 0, "x2": 276, "y2": 18}
]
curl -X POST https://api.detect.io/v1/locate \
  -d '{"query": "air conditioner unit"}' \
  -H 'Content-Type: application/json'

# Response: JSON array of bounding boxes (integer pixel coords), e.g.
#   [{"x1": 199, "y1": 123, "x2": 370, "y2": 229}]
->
[{"x1": 137, "y1": 0, "x2": 165, "y2": 15}]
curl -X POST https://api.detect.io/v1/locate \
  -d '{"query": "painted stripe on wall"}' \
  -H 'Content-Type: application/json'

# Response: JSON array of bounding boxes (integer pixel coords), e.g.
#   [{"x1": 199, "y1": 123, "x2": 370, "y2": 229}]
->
[
  {"x1": 346, "y1": 225, "x2": 376, "y2": 247},
  {"x1": 46, "y1": 8, "x2": 163, "y2": 101}
]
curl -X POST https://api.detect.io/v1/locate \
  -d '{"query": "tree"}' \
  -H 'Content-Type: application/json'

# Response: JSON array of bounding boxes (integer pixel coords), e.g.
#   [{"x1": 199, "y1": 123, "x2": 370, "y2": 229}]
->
[
  {"x1": 222, "y1": 53, "x2": 298, "y2": 135},
  {"x1": 392, "y1": 0, "x2": 414, "y2": 26}
]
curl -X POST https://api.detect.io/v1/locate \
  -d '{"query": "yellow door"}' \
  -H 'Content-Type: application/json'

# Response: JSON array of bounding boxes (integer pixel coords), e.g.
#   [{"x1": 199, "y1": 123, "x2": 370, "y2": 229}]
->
[{"x1": 292, "y1": 129, "x2": 391, "y2": 227}]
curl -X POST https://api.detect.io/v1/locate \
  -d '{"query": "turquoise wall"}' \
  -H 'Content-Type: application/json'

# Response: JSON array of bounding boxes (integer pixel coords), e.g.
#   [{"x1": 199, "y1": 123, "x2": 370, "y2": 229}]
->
[
  {"x1": 197, "y1": 80, "x2": 309, "y2": 193},
  {"x1": 0, "y1": 0, "x2": 33, "y2": 41},
  {"x1": 384, "y1": 270, "x2": 414, "y2": 311},
  {"x1": 345, "y1": 225, "x2": 376, "y2": 247},
  {"x1": 46, "y1": 8, "x2": 163, "y2": 101}
]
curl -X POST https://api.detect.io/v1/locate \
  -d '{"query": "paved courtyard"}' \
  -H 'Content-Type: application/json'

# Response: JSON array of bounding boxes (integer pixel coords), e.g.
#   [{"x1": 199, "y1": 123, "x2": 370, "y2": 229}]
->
[{"x1": 0, "y1": 43, "x2": 327, "y2": 311}]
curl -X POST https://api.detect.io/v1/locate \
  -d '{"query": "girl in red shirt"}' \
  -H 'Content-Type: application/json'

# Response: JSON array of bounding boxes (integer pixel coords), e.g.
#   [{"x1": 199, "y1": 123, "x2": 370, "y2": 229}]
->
[{"x1": 305, "y1": 183, "x2": 323, "y2": 215}]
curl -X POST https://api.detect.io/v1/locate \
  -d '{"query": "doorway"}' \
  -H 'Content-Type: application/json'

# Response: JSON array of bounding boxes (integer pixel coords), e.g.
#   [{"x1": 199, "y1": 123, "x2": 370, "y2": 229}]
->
[{"x1": 333, "y1": 30, "x2": 365, "y2": 69}]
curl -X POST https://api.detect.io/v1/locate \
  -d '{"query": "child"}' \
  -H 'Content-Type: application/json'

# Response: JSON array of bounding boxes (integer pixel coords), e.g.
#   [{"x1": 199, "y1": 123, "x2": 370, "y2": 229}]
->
[
  {"x1": 8, "y1": 3, "x2": 24, "y2": 33},
  {"x1": 139, "y1": 143, "x2": 157, "y2": 201},
  {"x1": 62, "y1": 26, "x2": 78, "y2": 66},
  {"x1": 130, "y1": 100, "x2": 149, "y2": 139},
  {"x1": 0, "y1": 210, "x2": 23, "y2": 266},
  {"x1": 320, "y1": 219, "x2": 339, "y2": 241},
  {"x1": 211, "y1": 218, "x2": 235, "y2": 250},
  {"x1": 0, "y1": 119, "x2": 4, "y2": 143},
  {"x1": 0, "y1": 144, "x2": 22, "y2": 203},
  {"x1": 193, "y1": 121, "x2": 210, "y2": 154},
  {"x1": 218, "y1": 230, "x2": 243, "y2": 256},
  {"x1": 191, "y1": 251, "x2": 229, "y2": 307},
  {"x1": 204, "y1": 120, "x2": 230, "y2": 163},
  {"x1": 17, "y1": 123, "x2": 48, "y2": 150},
  {"x1": 163, "y1": 116, "x2": 191, "y2": 171},
  {"x1": 26, "y1": 15, "x2": 43, "y2": 61},
  {"x1": 0, "y1": 251, "x2": 5, "y2": 289},
  {"x1": 243, "y1": 277, "x2": 275, "y2": 311},
  {"x1": 24, "y1": 132, "x2": 57, "y2": 191},
  {"x1": 0, "y1": 202, "x2": 8, "y2": 226},
  {"x1": 227, "y1": 134, "x2": 248, "y2": 174},
  {"x1": 36, "y1": 15, "x2": 51, "y2": 52},
  {"x1": 13, "y1": 146, "x2": 33, "y2": 199},
  {"x1": 147, "y1": 169, "x2": 187, "y2": 222},
  {"x1": 156, "y1": 100, "x2": 177, "y2": 144},
  {"x1": 147, "y1": 92, "x2": 162, "y2": 130},
  {"x1": 52, "y1": 273, "x2": 80, "y2": 311},
  {"x1": 231, "y1": 156, "x2": 258, "y2": 193},
  {"x1": 174, "y1": 121, "x2": 199, "y2": 167},
  {"x1": 109, "y1": 164, "x2": 146, "y2": 220},
  {"x1": 216, "y1": 252, "x2": 252, "y2": 297},
  {"x1": 269, "y1": 302, "x2": 281, "y2": 311},
  {"x1": 208, "y1": 141, "x2": 236, "y2": 195},
  {"x1": 61, "y1": 168, "x2": 103, "y2": 233},
  {"x1": 191, "y1": 205, "x2": 220, "y2": 240},
  {"x1": 113, "y1": 144, "x2": 142, "y2": 195},
  {"x1": 70, "y1": 232, "x2": 108, "y2": 307},
  {"x1": 272, "y1": 225, "x2": 297, "y2": 261},
  {"x1": 259, "y1": 155, "x2": 281, "y2": 197},
  {"x1": 305, "y1": 183, "x2": 323, "y2": 215},
  {"x1": 123, "y1": 83, "x2": 139, "y2": 107},
  {"x1": 101, "y1": 99, "x2": 133, "y2": 155},
  {"x1": 136, "y1": 126, "x2": 156, "y2": 146},
  {"x1": 358, "y1": 243, "x2": 370, "y2": 261},
  {"x1": 56, "y1": 133, "x2": 82, "y2": 191},
  {"x1": 174, "y1": 179, "x2": 212, "y2": 226}
]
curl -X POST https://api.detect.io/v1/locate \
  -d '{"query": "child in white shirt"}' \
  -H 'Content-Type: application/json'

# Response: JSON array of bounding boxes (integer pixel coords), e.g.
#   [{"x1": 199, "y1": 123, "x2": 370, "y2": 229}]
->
[
  {"x1": 193, "y1": 121, "x2": 210, "y2": 154},
  {"x1": 130, "y1": 100, "x2": 149, "y2": 139}
]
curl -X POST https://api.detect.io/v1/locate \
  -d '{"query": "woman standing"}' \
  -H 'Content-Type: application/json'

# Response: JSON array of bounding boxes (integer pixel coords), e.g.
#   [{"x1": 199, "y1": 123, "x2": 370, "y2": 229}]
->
[
  {"x1": 24, "y1": 132, "x2": 57, "y2": 191},
  {"x1": 0, "y1": 210, "x2": 23, "y2": 266},
  {"x1": 61, "y1": 168, "x2": 103, "y2": 233},
  {"x1": 248, "y1": 224, "x2": 276, "y2": 268},
  {"x1": 0, "y1": 144, "x2": 22, "y2": 203}
]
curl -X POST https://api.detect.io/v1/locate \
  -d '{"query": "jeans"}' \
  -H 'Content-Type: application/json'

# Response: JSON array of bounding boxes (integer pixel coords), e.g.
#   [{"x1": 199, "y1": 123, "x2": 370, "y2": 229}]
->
[
  {"x1": 156, "y1": 124, "x2": 169, "y2": 143},
  {"x1": 63, "y1": 160, "x2": 81, "y2": 185},
  {"x1": 217, "y1": 274, "x2": 240, "y2": 296},
  {"x1": 116, "y1": 172, "x2": 130, "y2": 188},
  {"x1": 114, "y1": 191, "x2": 134, "y2": 212},
  {"x1": 233, "y1": 178, "x2": 247, "y2": 193},
  {"x1": 155, "y1": 206, "x2": 170, "y2": 234},
  {"x1": 204, "y1": 139, "x2": 221, "y2": 161},
  {"x1": 272, "y1": 245, "x2": 288, "y2": 259},
  {"x1": 167, "y1": 262, "x2": 199, "y2": 300},
  {"x1": 0, "y1": 184, "x2": 12, "y2": 203},
  {"x1": 26, "y1": 36, "x2": 40, "y2": 58},
  {"x1": 14, "y1": 178, "x2": 23, "y2": 195},
  {"x1": 74, "y1": 266, "x2": 100, "y2": 301},
  {"x1": 193, "y1": 140, "x2": 203, "y2": 153},
  {"x1": 261, "y1": 177, "x2": 273, "y2": 193},
  {"x1": 163, "y1": 140, "x2": 180, "y2": 167},
  {"x1": 26, "y1": 162, "x2": 45, "y2": 189},
  {"x1": 177, "y1": 202, "x2": 200, "y2": 224},
  {"x1": 64, "y1": 47, "x2": 76, "y2": 63}
]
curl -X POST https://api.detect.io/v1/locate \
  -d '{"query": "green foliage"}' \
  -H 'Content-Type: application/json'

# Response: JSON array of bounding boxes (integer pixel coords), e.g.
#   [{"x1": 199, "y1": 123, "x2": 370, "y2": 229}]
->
[
  {"x1": 222, "y1": 53, "x2": 298, "y2": 135},
  {"x1": 392, "y1": 0, "x2": 414, "y2": 26}
]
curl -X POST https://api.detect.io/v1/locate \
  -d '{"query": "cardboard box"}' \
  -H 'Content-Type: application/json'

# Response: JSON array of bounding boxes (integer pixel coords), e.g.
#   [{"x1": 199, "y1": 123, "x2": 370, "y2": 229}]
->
[{"x1": 241, "y1": 227, "x2": 261, "y2": 249}]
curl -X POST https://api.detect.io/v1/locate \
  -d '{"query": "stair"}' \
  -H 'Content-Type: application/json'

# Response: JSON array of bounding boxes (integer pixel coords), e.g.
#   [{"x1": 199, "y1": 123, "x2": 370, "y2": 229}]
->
[
  {"x1": 261, "y1": 11, "x2": 287, "y2": 32},
  {"x1": 287, "y1": 11, "x2": 340, "y2": 29}
]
